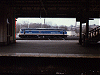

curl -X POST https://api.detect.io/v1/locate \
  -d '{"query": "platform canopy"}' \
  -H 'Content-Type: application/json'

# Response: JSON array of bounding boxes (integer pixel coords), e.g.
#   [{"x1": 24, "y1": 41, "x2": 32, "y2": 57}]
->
[{"x1": 1, "y1": 0, "x2": 100, "y2": 19}]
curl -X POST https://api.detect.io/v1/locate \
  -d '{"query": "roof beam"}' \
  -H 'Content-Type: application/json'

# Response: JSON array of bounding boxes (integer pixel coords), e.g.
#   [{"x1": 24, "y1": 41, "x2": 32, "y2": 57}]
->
[{"x1": 40, "y1": 0, "x2": 47, "y2": 15}]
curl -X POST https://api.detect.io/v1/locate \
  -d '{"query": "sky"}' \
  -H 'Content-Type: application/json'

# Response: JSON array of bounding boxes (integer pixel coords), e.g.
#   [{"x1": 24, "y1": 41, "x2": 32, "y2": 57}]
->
[{"x1": 16, "y1": 18, "x2": 100, "y2": 26}]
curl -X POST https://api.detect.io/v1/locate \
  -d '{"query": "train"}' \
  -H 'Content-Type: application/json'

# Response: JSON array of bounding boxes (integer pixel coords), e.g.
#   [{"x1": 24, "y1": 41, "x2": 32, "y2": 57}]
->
[{"x1": 19, "y1": 28, "x2": 67, "y2": 38}]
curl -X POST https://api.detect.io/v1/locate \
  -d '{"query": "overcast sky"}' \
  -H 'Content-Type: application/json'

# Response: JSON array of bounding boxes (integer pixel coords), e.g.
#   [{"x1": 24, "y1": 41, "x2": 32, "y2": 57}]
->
[{"x1": 16, "y1": 18, "x2": 100, "y2": 26}]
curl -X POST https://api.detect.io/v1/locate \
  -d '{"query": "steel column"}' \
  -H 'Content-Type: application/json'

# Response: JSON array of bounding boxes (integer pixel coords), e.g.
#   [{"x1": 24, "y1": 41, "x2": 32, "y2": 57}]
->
[
  {"x1": 86, "y1": 20, "x2": 89, "y2": 39},
  {"x1": 79, "y1": 21, "x2": 82, "y2": 45}
]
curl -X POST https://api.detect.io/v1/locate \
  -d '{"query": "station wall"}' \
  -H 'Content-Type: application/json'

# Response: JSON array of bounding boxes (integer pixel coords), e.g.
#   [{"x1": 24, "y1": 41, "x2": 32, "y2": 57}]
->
[{"x1": 0, "y1": 4, "x2": 16, "y2": 45}]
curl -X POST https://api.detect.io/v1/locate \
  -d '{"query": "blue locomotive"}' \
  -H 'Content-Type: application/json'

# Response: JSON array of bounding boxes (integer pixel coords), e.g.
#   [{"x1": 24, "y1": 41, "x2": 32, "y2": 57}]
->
[{"x1": 19, "y1": 28, "x2": 67, "y2": 38}]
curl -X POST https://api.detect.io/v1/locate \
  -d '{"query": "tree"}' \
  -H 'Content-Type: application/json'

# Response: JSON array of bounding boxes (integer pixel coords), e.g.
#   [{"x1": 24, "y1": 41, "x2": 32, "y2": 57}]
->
[
  {"x1": 16, "y1": 23, "x2": 21, "y2": 33},
  {"x1": 59, "y1": 25, "x2": 68, "y2": 30}
]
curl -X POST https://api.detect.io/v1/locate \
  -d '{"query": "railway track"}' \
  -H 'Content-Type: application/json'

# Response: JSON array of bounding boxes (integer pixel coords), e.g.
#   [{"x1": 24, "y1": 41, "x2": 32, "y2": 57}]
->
[{"x1": 16, "y1": 37, "x2": 79, "y2": 40}]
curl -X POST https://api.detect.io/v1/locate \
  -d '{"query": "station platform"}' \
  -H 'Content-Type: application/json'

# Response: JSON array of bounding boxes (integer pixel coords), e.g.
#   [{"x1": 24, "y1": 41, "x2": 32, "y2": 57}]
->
[{"x1": 0, "y1": 40, "x2": 100, "y2": 58}]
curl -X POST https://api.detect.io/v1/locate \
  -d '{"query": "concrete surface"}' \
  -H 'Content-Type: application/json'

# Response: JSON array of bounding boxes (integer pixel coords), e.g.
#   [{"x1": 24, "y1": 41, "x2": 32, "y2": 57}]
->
[{"x1": 0, "y1": 40, "x2": 100, "y2": 58}]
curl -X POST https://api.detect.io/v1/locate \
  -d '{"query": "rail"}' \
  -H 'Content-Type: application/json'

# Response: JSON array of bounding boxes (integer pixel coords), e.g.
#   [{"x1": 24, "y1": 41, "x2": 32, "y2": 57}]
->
[
  {"x1": 82, "y1": 26, "x2": 100, "y2": 44},
  {"x1": 88, "y1": 26, "x2": 100, "y2": 39}
]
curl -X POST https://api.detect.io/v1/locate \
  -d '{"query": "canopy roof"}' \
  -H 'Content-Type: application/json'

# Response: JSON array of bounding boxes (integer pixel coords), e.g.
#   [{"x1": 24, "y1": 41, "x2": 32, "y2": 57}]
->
[{"x1": 1, "y1": 0, "x2": 100, "y2": 18}]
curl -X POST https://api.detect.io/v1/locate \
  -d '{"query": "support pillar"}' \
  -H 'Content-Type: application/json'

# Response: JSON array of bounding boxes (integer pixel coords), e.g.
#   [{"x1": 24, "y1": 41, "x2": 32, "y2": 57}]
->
[
  {"x1": 86, "y1": 20, "x2": 89, "y2": 40},
  {"x1": 85, "y1": 19, "x2": 89, "y2": 45},
  {"x1": 14, "y1": 18, "x2": 16, "y2": 43},
  {"x1": 0, "y1": 5, "x2": 8, "y2": 45},
  {"x1": 0, "y1": 4, "x2": 16, "y2": 45},
  {"x1": 79, "y1": 21, "x2": 82, "y2": 45},
  {"x1": 7, "y1": 5, "x2": 16, "y2": 44},
  {"x1": 9, "y1": 17, "x2": 16, "y2": 44}
]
